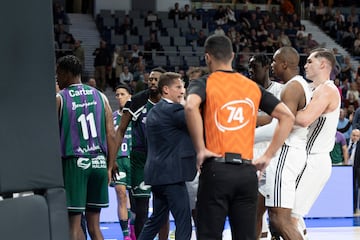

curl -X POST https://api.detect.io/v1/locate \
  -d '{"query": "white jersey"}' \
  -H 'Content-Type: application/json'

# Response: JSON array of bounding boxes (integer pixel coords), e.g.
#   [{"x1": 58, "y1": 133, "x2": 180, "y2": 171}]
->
[
  {"x1": 306, "y1": 80, "x2": 341, "y2": 154},
  {"x1": 284, "y1": 75, "x2": 312, "y2": 149},
  {"x1": 254, "y1": 81, "x2": 283, "y2": 159}
]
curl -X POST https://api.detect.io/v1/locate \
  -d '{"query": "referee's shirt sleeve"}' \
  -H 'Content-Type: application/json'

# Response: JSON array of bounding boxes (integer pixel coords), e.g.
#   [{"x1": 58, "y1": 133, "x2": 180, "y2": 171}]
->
[
  {"x1": 186, "y1": 76, "x2": 207, "y2": 102},
  {"x1": 259, "y1": 86, "x2": 281, "y2": 115}
]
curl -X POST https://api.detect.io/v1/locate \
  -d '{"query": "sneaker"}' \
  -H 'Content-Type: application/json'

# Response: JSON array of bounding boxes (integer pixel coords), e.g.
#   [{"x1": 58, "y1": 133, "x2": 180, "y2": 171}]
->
[{"x1": 129, "y1": 225, "x2": 136, "y2": 240}]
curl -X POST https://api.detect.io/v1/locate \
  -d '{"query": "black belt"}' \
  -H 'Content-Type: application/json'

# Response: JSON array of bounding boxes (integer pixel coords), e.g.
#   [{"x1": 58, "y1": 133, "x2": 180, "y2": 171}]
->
[{"x1": 208, "y1": 157, "x2": 252, "y2": 165}]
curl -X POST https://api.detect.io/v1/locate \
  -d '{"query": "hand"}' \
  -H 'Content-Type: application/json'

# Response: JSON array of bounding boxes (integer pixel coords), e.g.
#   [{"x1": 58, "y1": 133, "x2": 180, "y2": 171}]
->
[
  {"x1": 197, "y1": 148, "x2": 221, "y2": 172},
  {"x1": 252, "y1": 154, "x2": 271, "y2": 173}
]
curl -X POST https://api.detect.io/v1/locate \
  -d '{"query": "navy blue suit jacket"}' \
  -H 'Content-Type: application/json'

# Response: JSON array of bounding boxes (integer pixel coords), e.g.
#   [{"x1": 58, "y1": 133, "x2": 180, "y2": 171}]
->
[{"x1": 144, "y1": 99, "x2": 197, "y2": 185}]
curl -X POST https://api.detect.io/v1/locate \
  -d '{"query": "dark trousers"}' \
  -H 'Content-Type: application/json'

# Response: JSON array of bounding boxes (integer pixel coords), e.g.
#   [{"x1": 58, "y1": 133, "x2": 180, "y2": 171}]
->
[
  {"x1": 138, "y1": 182, "x2": 192, "y2": 240},
  {"x1": 196, "y1": 161, "x2": 258, "y2": 240}
]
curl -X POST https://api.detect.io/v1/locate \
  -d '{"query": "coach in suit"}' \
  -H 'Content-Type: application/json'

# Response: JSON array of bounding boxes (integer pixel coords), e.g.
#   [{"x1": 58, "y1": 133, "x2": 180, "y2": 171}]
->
[{"x1": 138, "y1": 72, "x2": 197, "y2": 240}]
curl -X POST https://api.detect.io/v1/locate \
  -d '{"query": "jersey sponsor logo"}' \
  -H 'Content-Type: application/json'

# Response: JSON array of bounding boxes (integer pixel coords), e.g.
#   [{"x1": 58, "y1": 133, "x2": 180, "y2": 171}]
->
[
  {"x1": 77, "y1": 157, "x2": 91, "y2": 169},
  {"x1": 215, "y1": 98, "x2": 256, "y2": 132},
  {"x1": 139, "y1": 181, "x2": 151, "y2": 190},
  {"x1": 116, "y1": 172, "x2": 127, "y2": 180},
  {"x1": 76, "y1": 143, "x2": 101, "y2": 154}
]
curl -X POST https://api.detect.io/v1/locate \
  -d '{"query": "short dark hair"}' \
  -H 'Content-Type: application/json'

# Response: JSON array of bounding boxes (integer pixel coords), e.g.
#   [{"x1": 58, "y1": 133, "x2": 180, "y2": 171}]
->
[
  {"x1": 158, "y1": 72, "x2": 182, "y2": 95},
  {"x1": 115, "y1": 84, "x2": 132, "y2": 94},
  {"x1": 249, "y1": 54, "x2": 271, "y2": 67},
  {"x1": 151, "y1": 67, "x2": 166, "y2": 73},
  {"x1": 204, "y1": 34, "x2": 233, "y2": 62},
  {"x1": 57, "y1": 55, "x2": 82, "y2": 77},
  {"x1": 187, "y1": 67, "x2": 209, "y2": 80}
]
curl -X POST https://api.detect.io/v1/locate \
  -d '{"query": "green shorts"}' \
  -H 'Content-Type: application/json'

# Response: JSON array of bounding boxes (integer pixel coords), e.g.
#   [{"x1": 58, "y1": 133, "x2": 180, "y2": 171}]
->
[
  {"x1": 130, "y1": 151, "x2": 151, "y2": 197},
  {"x1": 62, "y1": 155, "x2": 109, "y2": 212},
  {"x1": 112, "y1": 156, "x2": 131, "y2": 188}
]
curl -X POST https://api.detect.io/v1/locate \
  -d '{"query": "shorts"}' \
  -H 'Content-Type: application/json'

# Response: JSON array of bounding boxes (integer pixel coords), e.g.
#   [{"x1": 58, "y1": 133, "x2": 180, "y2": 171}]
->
[
  {"x1": 259, "y1": 144, "x2": 306, "y2": 209},
  {"x1": 62, "y1": 155, "x2": 109, "y2": 212},
  {"x1": 112, "y1": 156, "x2": 131, "y2": 188},
  {"x1": 186, "y1": 172, "x2": 199, "y2": 210},
  {"x1": 293, "y1": 152, "x2": 332, "y2": 216},
  {"x1": 130, "y1": 151, "x2": 151, "y2": 197}
]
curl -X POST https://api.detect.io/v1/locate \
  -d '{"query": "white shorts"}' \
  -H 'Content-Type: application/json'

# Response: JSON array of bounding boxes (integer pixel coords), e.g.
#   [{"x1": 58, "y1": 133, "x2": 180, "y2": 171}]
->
[
  {"x1": 293, "y1": 152, "x2": 332, "y2": 216},
  {"x1": 259, "y1": 144, "x2": 307, "y2": 209},
  {"x1": 186, "y1": 172, "x2": 199, "y2": 210}
]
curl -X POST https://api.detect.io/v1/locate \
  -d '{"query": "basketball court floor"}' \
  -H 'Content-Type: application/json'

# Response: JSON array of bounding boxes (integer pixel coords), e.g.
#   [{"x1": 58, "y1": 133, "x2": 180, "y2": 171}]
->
[{"x1": 99, "y1": 216, "x2": 360, "y2": 240}]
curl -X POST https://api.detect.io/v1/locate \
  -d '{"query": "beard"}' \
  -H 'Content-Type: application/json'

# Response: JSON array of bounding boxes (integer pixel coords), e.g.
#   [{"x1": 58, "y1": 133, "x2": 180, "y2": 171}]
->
[{"x1": 149, "y1": 88, "x2": 159, "y2": 97}]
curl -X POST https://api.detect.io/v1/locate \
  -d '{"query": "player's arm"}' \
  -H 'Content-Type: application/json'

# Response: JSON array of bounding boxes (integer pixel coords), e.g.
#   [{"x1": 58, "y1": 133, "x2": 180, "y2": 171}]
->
[
  {"x1": 257, "y1": 115, "x2": 272, "y2": 126},
  {"x1": 102, "y1": 94, "x2": 117, "y2": 183},
  {"x1": 280, "y1": 80, "x2": 305, "y2": 116},
  {"x1": 295, "y1": 84, "x2": 335, "y2": 127},
  {"x1": 115, "y1": 111, "x2": 131, "y2": 149},
  {"x1": 56, "y1": 94, "x2": 62, "y2": 118},
  {"x1": 254, "y1": 88, "x2": 295, "y2": 171}
]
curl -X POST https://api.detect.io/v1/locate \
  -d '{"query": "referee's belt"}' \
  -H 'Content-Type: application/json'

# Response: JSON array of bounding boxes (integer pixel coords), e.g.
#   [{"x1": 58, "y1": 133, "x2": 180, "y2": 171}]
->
[{"x1": 208, "y1": 152, "x2": 252, "y2": 165}]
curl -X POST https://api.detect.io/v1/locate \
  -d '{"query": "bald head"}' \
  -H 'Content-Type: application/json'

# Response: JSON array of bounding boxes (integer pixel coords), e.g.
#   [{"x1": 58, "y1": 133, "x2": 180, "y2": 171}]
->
[{"x1": 276, "y1": 47, "x2": 300, "y2": 69}]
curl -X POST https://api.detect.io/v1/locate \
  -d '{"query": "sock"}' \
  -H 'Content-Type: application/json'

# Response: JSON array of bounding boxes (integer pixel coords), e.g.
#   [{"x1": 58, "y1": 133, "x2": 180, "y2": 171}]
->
[{"x1": 120, "y1": 220, "x2": 129, "y2": 237}]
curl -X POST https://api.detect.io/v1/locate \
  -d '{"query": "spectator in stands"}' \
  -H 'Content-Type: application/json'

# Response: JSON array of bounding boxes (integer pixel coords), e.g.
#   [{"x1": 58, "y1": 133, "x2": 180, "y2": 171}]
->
[
  {"x1": 233, "y1": 35, "x2": 244, "y2": 54},
  {"x1": 257, "y1": 24, "x2": 268, "y2": 41},
  {"x1": 330, "y1": 8, "x2": 346, "y2": 39},
  {"x1": 338, "y1": 108, "x2": 353, "y2": 144},
  {"x1": 296, "y1": 25, "x2": 308, "y2": 38},
  {"x1": 144, "y1": 10, "x2": 159, "y2": 28},
  {"x1": 120, "y1": 65, "x2": 134, "y2": 86},
  {"x1": 54, "y1": 24, "x2": 70, "y2": 48},
  {"x1": 133, "y1": 61, "x2": 147, "y2": 83},
  {"x1": 214, "y1": 5, "x2": 227, "y2": 25},
  {"x1": 330, "y1": 131, "x2": 349, "y2": 165},
  {"x1": 334, "y1": 78, "x2": 343, "y2": 97},
  {"x1": 342, "y1": 25, "x2": 357, "y2": 50},
  {"x1": 268, "y1": 6, "x2": 279, "y2": 24},
  {"x1": 315, "y1": 0, "x2": 329, "y2": 25},
  {"x1": 93, "y1": 40, "x2": 111, "y2": 91},
  {"x1": 110, "y1": 46, "x2": 125, "y2": 91},
  {"x1": 181, "y1": 4, "x2": 194, "y2": 20},
  {"x1": 247, "y1": 27, "x2": 259, "y2": 45},
  {"x1": 185, "y1": 27, "x2": 199, "y2": 47},
  {"x1": 294, "y1": 32, "x2": 307, "y2": 53},
  {"x1": 266, "y1": 32, "x2": 279, "y2": 52},
  {"x1": 225, "y1": 5, "x2": 237, "y2": 25},
  {"x1": 277, "y1": 30, "x2": 292, "y2": 47},
  {"x1": 116, "y1": 15, "x2": 136, "y2": 36},
  {"x1": 169, "y1": 2, "x2": 181, "y2": 21},
  {"x1": 341, "y1": 55, "x2": 356, "y2": 82},
  {"x1": 347, "y1": 5, "x2": 359, "y2": 28},
  {"x1": 279, "y1": 0, "x2": 295, "y2": 18},
  {"x1": 144, "y1": 32, "x2": 162, "y2": 60},
  {"x1": 353, "y1": 32, "x2": 360, "y2": 56},
  {"x1": 248, "y1": 12, "x2": 260, "y2": 30},
  {"x1": 347, "y1": 81, "x2": 360, "y2": 100},
  {"x1": 213, "y1": 25, "x2": 225, "y2": 35},
  {"x1": 129, "y1": 44, "x2": 143, "y2": 65},
  {"x1": 284, "y1": 22, "x2": 298, "y2": 46},
  {"x1": 53, "y1": 2, "x2": 69, "y2": 25},
  {"x1": 276, "y1": 14, "x2": 288, "y2": 31},
  {"x1": 72, "y1": 40, "x2": 85, "y2": 69},
  {"x1": 344, "y1": 92, "x2": 360, "y2": 111},
  {"x1": 197, "y1": 29, "x2": 207, "y2": 47},
  {"x1": 290, "y1": 13, "x2": 302, "y2": 30},
  {"x1": 305, "y1": 33, "x2": 320, "y2": 50}
]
